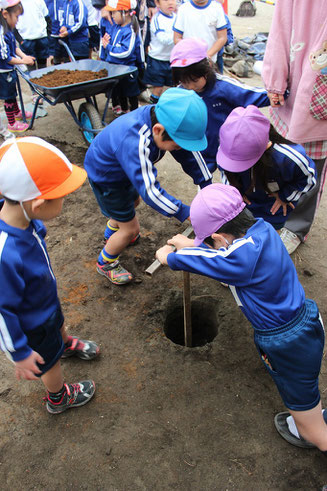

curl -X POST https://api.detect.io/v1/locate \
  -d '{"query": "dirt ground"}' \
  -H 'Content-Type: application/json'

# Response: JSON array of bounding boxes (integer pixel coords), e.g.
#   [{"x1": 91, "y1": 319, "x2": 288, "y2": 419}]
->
[{"x1": 1, "y1": 1, "x2": 327, "y2": 489}]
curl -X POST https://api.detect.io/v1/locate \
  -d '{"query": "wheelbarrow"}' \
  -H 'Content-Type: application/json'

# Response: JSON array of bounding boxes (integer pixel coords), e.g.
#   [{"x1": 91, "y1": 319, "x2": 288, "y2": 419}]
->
[{"x1": 16, "y1": 41, "x2": 137, "y2": 144}]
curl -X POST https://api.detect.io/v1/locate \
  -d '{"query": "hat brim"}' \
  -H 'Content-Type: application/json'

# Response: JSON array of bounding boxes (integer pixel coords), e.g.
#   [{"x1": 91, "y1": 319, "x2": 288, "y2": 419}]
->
[
  {"x1": 216, "y1": 146, "x2": 256, "y2": 173},
  {"x1": 39, "y1": 164, "x2": 87, "y2": 200},
  {"x1": 193, "y1": 236, "x2": 204, "y2": 247},
  {"x1": 104, "y1": 5, "x2": 116, "y2": 10},
  {"x1": 172, "y1": 133, "x2": 208, "y2": 152}
]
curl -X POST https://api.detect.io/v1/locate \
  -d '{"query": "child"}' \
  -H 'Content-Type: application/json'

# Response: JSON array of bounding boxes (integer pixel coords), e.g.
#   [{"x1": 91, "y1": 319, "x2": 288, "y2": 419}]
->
[
  {"x1": 0, "y1": 136, "x2": 99, "y2": 414},
  {"x1": 103, "y1": 0, "x2": 145, "y2": 115},
  {"x1": 217, "y1": 105, "x2": 317, "y2": 230},
  {"x1": 0, "y1": 0, "x2": 35, "y2": 133},
  {"x1": 54, "y1": 0, "x2": 89, "y2": 63},
  {"x1": 155, "y1": 182, "x2": 327, "y2": 455},
  {"x1": 173, "y1": 0, "x2": 227, "y2": 65},
  {"x1": 143, "y1": 0, "x2": 176, "y2": 104},
  {"x1": 170, "y1": 38, "x2": 270, "y2": 173},
  {"x1": 84, "y1": 87, "x2": 210, "y2": 285},
  {"x1": 16, "y1": 0, "x2": 50, "y2": 70}
]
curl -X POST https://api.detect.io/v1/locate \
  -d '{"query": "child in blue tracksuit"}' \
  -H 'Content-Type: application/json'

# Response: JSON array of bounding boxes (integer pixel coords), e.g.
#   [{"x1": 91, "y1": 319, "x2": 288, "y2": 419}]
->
[
  {"x1": 0, "y1": 0, "x2": 35, "y2": 134},
  {"x1": 156, "y1": 182, "x2": 327, "y2": 456},
  {"x1": 53, "y1": 0, "x2": 89, "y2": 62},
  {"x1": 103, "y1": 0, "x2": 144, "y2": 115},
  {"x1": 84, "y1": 87, "x2": 211, "y2": 286},
  {"x1": 0, "y1": 137, "x2": 99, "y2": 414},
  {"x1": 170, "y1": 37, "x2": 270, "y2": 174},
  {"x1": 217, "y1": 106, "x2": 317, "y2": 230}
]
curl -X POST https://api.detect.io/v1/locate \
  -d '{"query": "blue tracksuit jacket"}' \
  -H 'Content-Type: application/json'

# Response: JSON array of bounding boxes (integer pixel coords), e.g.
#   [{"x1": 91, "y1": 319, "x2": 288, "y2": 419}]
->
[
  {"x1": 219, "y1": 143, "x2": 317, "y2": 226},
  {"x1": 104, "y1": 23, "x2": 144, "y2": 69},
  {"x1": 55, "y1": 0, "x2": 88, "y2": 43},
  {"x1": 0, "y1": 28, "x2": 16, "y2": 71},
  {"x1": 0, "y1": 209, "x2": 60, "y2": 362},
  {"x1": 167, "y1": 218, "x2": 305, "y2": 330},
  {"x1": 84, "y1": 104, "x2": 212, "y2": 222}
]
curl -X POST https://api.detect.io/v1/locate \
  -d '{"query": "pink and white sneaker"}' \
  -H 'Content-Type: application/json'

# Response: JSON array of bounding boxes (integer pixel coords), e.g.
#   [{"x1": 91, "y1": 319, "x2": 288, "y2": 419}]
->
[
  {"x1": 15, "y1": 110, "x2": 33, "y2": 120},
  {"x1": 8, "y1": 121, "x2": 29, "y2": 133}
]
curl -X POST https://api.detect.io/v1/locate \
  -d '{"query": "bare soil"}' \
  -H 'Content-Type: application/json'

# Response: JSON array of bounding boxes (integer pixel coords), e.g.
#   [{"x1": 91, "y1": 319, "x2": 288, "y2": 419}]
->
[{"x1": 1, "y1": 2, "x2": 327, "y2": 489}]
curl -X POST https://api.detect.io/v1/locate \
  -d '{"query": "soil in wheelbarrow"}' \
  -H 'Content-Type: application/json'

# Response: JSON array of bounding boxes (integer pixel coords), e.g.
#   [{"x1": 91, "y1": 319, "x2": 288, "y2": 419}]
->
[{"x1": 30, "y1": 69, "x2": 108, "y2": 87}]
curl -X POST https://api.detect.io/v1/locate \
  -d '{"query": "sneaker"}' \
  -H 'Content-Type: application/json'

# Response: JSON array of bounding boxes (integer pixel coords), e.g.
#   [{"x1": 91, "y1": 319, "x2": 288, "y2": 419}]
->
[
  {"x1": 7, "y1": 121, "x2": 29, "y2": 133},
  {"x1": 138, "y1": 88, "x2": 152, "y2": 104},
  {"x1": 0, "y1": 127, "x2": 15, "y2": 140},
  {"x1": 61, "y1": 336, "x2": 100, "y2": 360},
  {"x1": 15, "y1": 110, "x2": 33, "y2": 120},
  {"x1": 150, "y1": 95, "x2": 159, "y2": 104},
  {"x1": 96, "y1": 260, "x2": 133, "y2": 285},
  {"x1": 279, "y1": 227, "x2": 301, "y2": 254},
  {"x1": 112, "y1": 105, "x2": 122, "y2": 116},
  {"x1": 274, "y1": 412, "x2": 316, "y2": 448},
  {"x1": 45, "y1": 380, "x2": 96, "y2": 414}
]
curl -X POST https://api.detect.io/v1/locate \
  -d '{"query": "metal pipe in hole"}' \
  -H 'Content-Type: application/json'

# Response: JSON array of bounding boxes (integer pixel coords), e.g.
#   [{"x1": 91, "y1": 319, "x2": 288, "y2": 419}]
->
[{"x1": 183, "y1": 271, "x2": 192, "y2": 347}]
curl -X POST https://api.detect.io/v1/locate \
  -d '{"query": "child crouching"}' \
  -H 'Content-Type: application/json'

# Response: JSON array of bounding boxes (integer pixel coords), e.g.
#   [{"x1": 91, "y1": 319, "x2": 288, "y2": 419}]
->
[
  {"x1": 156, "y1": 183, "x2": 327, "y2": 456},
  {"x1": 0, "y1": 137, "x2": 99, "y2": 414}
]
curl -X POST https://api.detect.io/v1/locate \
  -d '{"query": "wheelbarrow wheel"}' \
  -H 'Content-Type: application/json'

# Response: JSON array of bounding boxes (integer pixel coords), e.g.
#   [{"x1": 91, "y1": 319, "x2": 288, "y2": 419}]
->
[{"x1": 78, "y1": 102, "x2": 103, "y2": 145}]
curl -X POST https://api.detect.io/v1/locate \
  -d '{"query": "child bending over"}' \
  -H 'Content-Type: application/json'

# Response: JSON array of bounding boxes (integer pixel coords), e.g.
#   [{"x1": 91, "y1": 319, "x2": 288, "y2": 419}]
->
[
  {"x1": 156, "y1": 183, "x2": 327, "y2": 455},
  {"x1": 84, "y1": 87, "x2": 211, "y2": 285},
  {"x1": 0, "y1": 137, "x2": 99, "y2": 414},
  {"x1": 217, "y1": 105, "x2": 317, "y2": 231}
]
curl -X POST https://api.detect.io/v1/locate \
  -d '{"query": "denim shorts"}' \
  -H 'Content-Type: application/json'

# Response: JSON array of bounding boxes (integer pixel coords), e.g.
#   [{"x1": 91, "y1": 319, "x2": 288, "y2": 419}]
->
[
  {"x1": 254, "y1": 299, "x2": 325, "y2": 411},
  {"x1": 0, "y1": 71, "x2": 17, "y2": 100},
  {"x1": 26, "y1": 306, "x2": 65, "y2": 376},
  {"x1": 89, "y1": 178, "x2": 139, "y2": 222},
  {"x1": 144, "y1": 57, "x2": 173, "y2": 87}
]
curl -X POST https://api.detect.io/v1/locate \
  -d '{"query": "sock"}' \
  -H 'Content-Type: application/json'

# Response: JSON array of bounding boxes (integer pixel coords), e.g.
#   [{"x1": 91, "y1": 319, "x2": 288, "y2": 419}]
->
[
  {"x1": 48, "y1": 385, "x2": 66, "y2": 402},
  {"x1": 97, "y1": 247, "x2": 119, "y2": 265},
  {"x1": 64, "y1": 335, "x2": 73, "y2": 348},
  {"x1": 104, "y1": 220, "x2": 119, "y2": 240},
  {"x1": 286, "y1": 415, "x2": 300, "y2": 438},
  {"x1": 12, "y1": 100, "x2": 19, "y2": 115},
  {"x1": 4, "y1": 101, "x2": 16, "y2": 125},
  {"x1": 150, "y1": 94, "x2": 159, "y2": 104}
]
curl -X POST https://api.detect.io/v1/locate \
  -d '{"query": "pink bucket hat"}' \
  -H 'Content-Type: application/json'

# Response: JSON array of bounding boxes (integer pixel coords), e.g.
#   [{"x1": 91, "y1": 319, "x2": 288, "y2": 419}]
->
[
  {"x1": 0, "y1": 0, "x2": 21, "y2": 8},
  {"x1": 190, "y1": 183, "x2": 246, "y2": 246},
  {"x1": 216, "y1": 105, "x2": 271, "y2": 172},
  {"x1": 170, "y1": 38, "x2": 208, "y2": 67}
]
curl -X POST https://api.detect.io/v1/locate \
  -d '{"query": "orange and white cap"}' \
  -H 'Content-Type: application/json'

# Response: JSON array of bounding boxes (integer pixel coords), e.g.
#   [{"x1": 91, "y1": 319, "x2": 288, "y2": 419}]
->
[
  {"x1": 104, "y1": 0, "x2": 137, "y2": 11},
  {"x1": 0, "y1": 137, "x2": 87, "y2": 202}
]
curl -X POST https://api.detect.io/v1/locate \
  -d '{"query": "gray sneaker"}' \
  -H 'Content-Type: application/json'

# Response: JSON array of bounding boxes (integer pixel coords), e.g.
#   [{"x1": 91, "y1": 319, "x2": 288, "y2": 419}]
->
[{"x1": 45, "y1": 381, "x2": 96, "y2": 414}]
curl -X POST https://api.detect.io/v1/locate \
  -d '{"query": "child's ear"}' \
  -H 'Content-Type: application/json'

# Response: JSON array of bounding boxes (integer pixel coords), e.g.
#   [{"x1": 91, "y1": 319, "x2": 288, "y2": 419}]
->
[
  {"x1": 152, "y1": 123, "x2": 164, "y2": 137},
  {"x1": 31, "y1": 198, "x2": 46, "y2": 213},
  {"x1": 211, "y1": 233, "x2": 228, "y2": 248}
]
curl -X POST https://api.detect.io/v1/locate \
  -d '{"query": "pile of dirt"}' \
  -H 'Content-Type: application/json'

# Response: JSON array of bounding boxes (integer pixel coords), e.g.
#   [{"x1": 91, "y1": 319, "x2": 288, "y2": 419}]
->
[{"x1": 30, "y1": 69, "x2": 108, "y2": 87}]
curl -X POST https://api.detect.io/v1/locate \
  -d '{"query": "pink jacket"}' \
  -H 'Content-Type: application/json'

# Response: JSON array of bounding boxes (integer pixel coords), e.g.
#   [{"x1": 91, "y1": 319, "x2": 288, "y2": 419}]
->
[{"x1": 262, "y1": 0, "x2": 327, "y2": 144}]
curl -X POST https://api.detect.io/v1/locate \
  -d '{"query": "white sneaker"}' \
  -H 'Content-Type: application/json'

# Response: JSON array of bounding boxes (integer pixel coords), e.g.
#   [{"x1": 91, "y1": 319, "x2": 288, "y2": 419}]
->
[
  {"x1": 0, "y1": 127, "x2": 15, "y2": 140},
  {"x1": 279, "y1": 227, "x2": 301, "y2": 254}
]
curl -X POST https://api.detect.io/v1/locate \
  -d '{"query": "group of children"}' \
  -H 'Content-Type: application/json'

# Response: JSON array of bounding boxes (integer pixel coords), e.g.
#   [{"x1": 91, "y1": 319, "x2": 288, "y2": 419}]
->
[{"x1": 0, "y1": 0, "x2": 326, "y2": 466}]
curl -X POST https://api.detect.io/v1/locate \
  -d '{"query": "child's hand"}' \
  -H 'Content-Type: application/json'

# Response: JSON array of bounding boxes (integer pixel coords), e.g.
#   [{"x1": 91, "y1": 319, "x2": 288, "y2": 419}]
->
[
  {"x1": 15, "y1": 351, "x2": 45, "y2": 380},
  {"x1": 155, "y1": 245, "x2": 174, "y2": 265},
  {"x1": 102, "y1": 33, "x2": 110, "y2": 48},
  {"x1": 168, "y1": 234, "x2": 195, "y2": 250},
  {"x1": 59, "y1": 26, "x2": 68, "y2": 38},
  {"x1": 22, "y1": 55, "x2": 35, "y2": 66},
  {"x1": 243, "y1": 195, "x2": 251, "y2": 205},
  {"x1": 269, "y1": 192, "x2": 295, "y2": 216},
  {"x1": 268, "y1": 92, "x2": 285, "y2": 107}
]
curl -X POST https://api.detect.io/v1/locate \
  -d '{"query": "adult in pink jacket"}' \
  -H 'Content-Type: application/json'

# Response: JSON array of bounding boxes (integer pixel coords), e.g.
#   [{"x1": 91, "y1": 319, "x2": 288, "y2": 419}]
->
[{"x1": 262, "y1": 0, "x2": 327, "y2": 254}]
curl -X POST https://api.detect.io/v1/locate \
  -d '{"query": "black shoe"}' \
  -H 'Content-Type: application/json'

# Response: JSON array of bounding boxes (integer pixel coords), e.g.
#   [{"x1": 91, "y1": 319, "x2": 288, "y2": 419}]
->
[
  {"x1": 45, "y1": 381, "x2": 96, "y2": 414},
  {"x1": 274, "y1": 412, "x2": 315, "y2": 448}
]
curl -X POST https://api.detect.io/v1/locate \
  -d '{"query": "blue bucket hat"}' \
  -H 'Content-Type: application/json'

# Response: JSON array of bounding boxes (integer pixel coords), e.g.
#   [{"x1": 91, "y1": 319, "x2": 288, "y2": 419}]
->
[{"x1": 155, "y1": 88, "x2": 208, "y2": 152}]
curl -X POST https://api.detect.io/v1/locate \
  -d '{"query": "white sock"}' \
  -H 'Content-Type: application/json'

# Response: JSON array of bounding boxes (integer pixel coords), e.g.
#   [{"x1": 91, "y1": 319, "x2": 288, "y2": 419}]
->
[{"x1": 286, "y1": 415, "x2": 300, "y2": 438}]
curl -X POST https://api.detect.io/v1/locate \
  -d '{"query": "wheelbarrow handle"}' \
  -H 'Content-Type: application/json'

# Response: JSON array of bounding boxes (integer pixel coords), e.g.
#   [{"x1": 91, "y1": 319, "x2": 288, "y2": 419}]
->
[{"x1": 58, "y1": 39, "x2": 76, "y2": 62}]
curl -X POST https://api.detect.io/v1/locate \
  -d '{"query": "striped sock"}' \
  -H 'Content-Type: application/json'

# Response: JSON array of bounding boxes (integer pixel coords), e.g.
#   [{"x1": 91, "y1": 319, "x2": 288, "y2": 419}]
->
[
  {"x1": 97, "y1": 247, "x2": 119, "y2": 265},
  {"x1": 4, "y1": 102, "x2": 16, "y2": 125},
  {"x1": 104, "y1": 220, "x2": 119, "y2": 240}
]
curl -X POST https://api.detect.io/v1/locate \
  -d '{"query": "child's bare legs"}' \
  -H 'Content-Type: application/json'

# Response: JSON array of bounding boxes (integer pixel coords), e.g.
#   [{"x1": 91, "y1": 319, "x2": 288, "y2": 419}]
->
[
  {"x1": 105, "y1": 216, "x2": 140, "y2": 256},
  {"x1": 290, "y1": 402, "x2": 327, "y2": 451},
  {"x1": 41, "y1": 360, "x2": 63, "y2": 393}
]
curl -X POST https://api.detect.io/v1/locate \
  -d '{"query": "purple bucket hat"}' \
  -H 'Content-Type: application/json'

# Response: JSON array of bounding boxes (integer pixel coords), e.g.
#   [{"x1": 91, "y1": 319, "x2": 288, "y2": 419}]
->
[
  {"x1": 190, "y1": 183, "x2": 246, "y2": 247},
  {"x1": 217, "y1": 105, "x2": 270, "y2": 172},
  {"x1": 170, "y1": 38, "x2": 208, "y2": 67}
]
